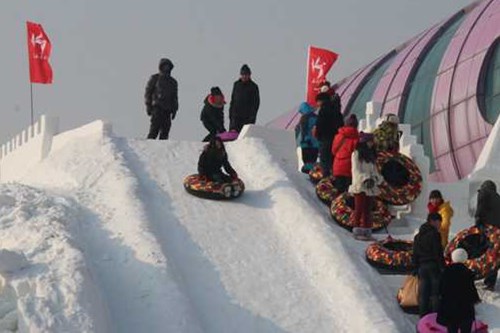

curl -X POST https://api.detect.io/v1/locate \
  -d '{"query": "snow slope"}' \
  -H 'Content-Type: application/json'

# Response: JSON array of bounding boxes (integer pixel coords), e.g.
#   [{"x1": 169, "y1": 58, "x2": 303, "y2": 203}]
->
[{"x1": 0, "y1": 121, "x2": 498, "y2": 332}]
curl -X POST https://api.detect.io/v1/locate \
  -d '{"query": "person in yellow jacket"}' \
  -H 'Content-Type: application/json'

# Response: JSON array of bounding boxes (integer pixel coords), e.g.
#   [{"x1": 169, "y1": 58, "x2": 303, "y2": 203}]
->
[{"x1": 427, "y1": 190, "x2": 454, "y2": 248}]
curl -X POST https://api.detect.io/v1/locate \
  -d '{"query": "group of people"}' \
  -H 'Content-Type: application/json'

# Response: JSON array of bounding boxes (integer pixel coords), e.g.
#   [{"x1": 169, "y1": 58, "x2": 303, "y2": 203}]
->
[
  {"x1": 298, "y1": 83, "x2": 401, "y2": 240},
  {"x1": 144, "y1": 59, "x2": 260, "y2": 142},
  {"x1": 412, "y1": 181, "x2": 500, "y2": 332}
]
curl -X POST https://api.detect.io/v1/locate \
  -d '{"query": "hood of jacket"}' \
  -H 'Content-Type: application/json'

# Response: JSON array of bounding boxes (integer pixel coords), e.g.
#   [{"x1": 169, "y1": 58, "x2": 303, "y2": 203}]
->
[
  {"x1": 480, "y1": 180, "x2": 497, "y2": 194},
  {"x1": 337, "y1": 126, "x2": 359, "y2": 139},
  {"x1": 298, "y1": 102, "x2": 315, "y2": 115},
  {"x1": 419, "y1": 222, "x2": 438, "y2": 236}
]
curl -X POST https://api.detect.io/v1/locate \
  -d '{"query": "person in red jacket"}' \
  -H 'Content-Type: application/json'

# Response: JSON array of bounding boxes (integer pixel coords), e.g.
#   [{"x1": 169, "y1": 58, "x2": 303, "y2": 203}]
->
[{"x1": 331, "y1": 114, "x2": 359, "y2": 193}]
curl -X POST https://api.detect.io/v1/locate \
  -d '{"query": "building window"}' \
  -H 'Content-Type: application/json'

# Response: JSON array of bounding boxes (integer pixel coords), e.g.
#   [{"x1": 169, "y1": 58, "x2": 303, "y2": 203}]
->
[{"x1": 481, "y1": 39, "x2": 500, "y2": 125}]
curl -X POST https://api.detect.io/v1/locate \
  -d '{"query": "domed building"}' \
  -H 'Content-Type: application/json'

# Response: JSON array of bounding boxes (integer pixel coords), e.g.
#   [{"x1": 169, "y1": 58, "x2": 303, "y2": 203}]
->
[{"x1": 268, "y1": 0, "x2": 500, "y2": 183}]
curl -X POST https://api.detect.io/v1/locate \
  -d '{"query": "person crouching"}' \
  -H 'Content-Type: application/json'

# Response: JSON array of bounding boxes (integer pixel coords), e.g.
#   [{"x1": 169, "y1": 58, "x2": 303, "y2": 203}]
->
[
  {"x1": 349, "y1": 132, "x2": 383, "y2": 240},
  {"x1": 198, "y1": 137, "x2": 238, "y2": 183}
]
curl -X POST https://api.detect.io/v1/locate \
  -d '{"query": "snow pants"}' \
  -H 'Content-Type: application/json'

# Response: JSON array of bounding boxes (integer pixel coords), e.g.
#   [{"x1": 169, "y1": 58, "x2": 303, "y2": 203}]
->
[
  {"x1": 418, "y1": 262, "x2": 441, "y2": 317},
  {"x1": 353, "y1": 193, "x2": 373, "y2": 229},
  {"x1": 319, "y1": 139, "x2": 333, "y2": 177},
  {"x1": 334, "y1": 176, "x2": 352, "y2": 193},
  {"x1": 148, "y1": 108, "x2": 172, "y2": 140},
  {"x1": 301, "y1": 148, "x2": 319, "y2": 173}
]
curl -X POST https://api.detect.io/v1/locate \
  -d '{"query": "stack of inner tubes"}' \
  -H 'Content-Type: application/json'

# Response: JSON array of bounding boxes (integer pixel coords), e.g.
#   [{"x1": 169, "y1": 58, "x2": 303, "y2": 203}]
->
[
  {"x1": 376, "y1": 151, "x2": 422, "y2": 206},
  {"x1": 330, "y1": 192, "x2": 391, "y2": 231},
  {"x1": 183, "y1": 174, "x2": 245, "y2": 200},
  {"x1": 315, "y1": 176, "x2": 340, "y2": 205},
  {"x1": 445, "y1": 225, "x2": 500, "y2": 280},
  {"x1": 366, "y1": 238, "x2": 414, "y2": 273}
]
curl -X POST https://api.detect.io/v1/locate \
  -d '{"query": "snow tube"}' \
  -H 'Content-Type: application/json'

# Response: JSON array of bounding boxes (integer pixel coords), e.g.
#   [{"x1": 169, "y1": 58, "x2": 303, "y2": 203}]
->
[
  {"x1": 376, "y1": 151, "x2": 422, "y2": 206},
  {"x1": 217, "y1": 130, "x2": 239, "y2": 142},
  {"x1": 417, "y1": 313, "x2": 488, "y2": 333},
  {"x1": 365, "y1": 238, "x2": 414, "y2": 273},
  {"x1": 330, "y1": 192, "x2": 391, "y2": 231},
  {"x1": 445, "y1": 225, "x2": 500, "y2": 279},
  {"x1": 308, "y1": 163, "x2": 324, "y2": 183},
  {"x1": 315, "y1": 176, "x2": 340, "y2": 205},
  {"x1": 183, "y1": 174, "x2": 245, "y2": 200}
]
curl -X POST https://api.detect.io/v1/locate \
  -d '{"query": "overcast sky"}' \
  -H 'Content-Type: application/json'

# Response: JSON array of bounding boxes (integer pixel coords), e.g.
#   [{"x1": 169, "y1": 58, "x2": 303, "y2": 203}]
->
[{"x1": 0, "y1": 0, "x2": 473, "y2": 142}]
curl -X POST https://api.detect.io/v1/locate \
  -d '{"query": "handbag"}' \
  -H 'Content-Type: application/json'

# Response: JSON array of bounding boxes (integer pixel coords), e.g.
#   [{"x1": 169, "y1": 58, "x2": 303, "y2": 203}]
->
[{"x1": 397, "y1": 275, "x2": 419, "y2": 308}]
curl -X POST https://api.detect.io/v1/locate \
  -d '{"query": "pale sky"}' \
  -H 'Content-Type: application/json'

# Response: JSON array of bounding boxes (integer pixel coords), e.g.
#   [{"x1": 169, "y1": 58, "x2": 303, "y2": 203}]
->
[{"x1": 0, "y1": 0, "x2": 473, "y2": 143}]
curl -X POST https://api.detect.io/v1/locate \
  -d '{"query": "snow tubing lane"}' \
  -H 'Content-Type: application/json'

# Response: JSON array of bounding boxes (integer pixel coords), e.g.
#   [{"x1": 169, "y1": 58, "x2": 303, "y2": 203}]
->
[
  {"x1": 330, "y1": 192, "x2": 391, "y2": 231},
  {"x1": 445, "y1": 225, "x2": 500, "y2": 280},
  {"x1": 183, "y1": 174, "x2": 245, "y2": 200},
  {"x1": 365, "y1": 238, "x2": 414, "y2": 274},
  {"x1": 309, "y1": 163, "x2": 324, "y2": 184},
  {"x1": 376, "y1": 151, "x2": 422, "y2": 206},
  {"x1": 315, "y1": 176, "x2": 340, "y2": 205}
]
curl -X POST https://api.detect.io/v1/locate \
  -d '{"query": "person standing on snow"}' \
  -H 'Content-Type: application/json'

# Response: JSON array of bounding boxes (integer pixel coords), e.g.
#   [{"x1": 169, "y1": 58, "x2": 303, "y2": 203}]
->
[
  {"x1": 229, "y1": 64, "x2": 260, "y2": 132},
  {"x1": 437, "y1": 248, "x2": 480, "y2": 333},
  {"x1": 474, "y1": 180, "x2": 500, "y2": 291},
  {"x1": 373, "y1": 113, "x2": 402, "y2": 152},
  {"x1": 198, "y1": 137, "x2": 238, "y2": 183},
  {"x1": 349, "y1": 132, "x2": 382, "y2": 240},
  {"x1": 412, "y1": 212, "x2": 445, "y2": 317},
  {"x1": 200, "y1": 87, "x2": 226, "y2": 142},
  {"x1": 427, "y1": 190, "x2": 454, "y2": 248},
  {"x1": 331, "y1": 114, "x2": 359, "y2": 193},
  {"x1": 297, "y1": 102, "x2": 319, "y2": 173},
  {"x1": 144, "y1": 58, "x2": 179, "y2": 140},
  {"x1": 313, "y1": 92, "x2": 344, "y2": 178}
]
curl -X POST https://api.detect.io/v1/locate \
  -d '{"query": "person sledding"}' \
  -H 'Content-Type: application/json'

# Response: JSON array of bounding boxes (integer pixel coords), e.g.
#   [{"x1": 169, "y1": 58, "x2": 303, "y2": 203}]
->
[
  {"x1": 200, "y1": 87, "x2": 227, "y2": 142},
  {"x1": 198, "y1": 136, "x2": 238, "y2": 183}
]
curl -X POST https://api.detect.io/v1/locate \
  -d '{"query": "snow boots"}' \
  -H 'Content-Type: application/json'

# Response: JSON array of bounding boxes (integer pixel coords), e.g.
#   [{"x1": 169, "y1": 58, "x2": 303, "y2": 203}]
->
[{"x1": 353, "y1": 227, "x2": 374, "y2": 241}]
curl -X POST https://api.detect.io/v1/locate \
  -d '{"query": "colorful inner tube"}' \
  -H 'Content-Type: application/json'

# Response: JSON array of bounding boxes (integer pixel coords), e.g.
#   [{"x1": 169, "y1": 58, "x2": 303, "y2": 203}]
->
[
  {"x1": 183, "y1": 174, "x2": 245, "y2": 200},
  {"x1": 330, "y1": 192, "x2": 391, "y2": 231},
  {"x1": 417, "y1": 313, "x2": 488, "y2": 333},
  {"x1": 376, "y1": 151, "x2": 422, "y2": 206},
  {"x1": 308, "y1": 163, "x2": 324, "y2": 183},
  {"x1": 315, "y1": 176, "x2": 339, "y2": 205},
  {"x1": 366, "y1": 238, "x2": 414, "y2": 273},
  {"x1": 445, "y1": 225, "x2": 500, "y2": 280}
]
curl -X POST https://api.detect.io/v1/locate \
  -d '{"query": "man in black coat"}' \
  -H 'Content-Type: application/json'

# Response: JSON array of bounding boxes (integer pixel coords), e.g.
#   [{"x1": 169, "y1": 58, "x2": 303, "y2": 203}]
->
[
  {"x1": 314, "y1": 92, "x2": 344, "y2": 177},
  {"x1": 144, "y1": 58, "x2": 179, "y2": 140},
  {"x1": 200, "y1": 87, "x2": 226, "y2": 142},
  {"x1": 413, "y1": 213, "x2": 445, "y2": 317},
  {"x1": 229, "y1": 64, "x2": 260, "y2": 132},
  {"x1": 437, "y1": 248, "x2": 480, "y2": 333},
  {"x1": 475, "y1": 180, "x2": 500, "y2": 290}
]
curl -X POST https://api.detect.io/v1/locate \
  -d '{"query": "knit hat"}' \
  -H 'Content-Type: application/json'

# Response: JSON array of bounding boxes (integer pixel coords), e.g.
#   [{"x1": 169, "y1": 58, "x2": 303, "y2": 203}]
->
[
  {"x1": 210, "y1": 86, "x2": 223, "y2": 96},
  {"x1": 451, "y1": 248, "x2": 468, "y2": 263},
  {"x1": 315, "y1": 92, "x2": 330, "y2": 103},
  {"x1": 359, "y1": 132, "x2": 374, "y2": 143},
  {"x1": 345, "y1": 114, "x2": 358, "y2": 128},
  {"x1": 240, "y1": 64, "x2": 251, "y2": 75}
]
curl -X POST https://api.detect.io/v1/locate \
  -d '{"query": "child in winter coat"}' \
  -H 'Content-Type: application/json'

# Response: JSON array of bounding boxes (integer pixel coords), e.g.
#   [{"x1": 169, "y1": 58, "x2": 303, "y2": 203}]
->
[
  {"x1": 297, "y1": 102, "x2": 319, "y2": 173},
  {"x1": 349, "y1": 132, "x2": 383, "y2": 240},
  {"x1": 331, "y1": 114, "x2": 359, "y2": 193},
  {"x1": 427, "y1": 190, "x2": 454, "y2": 248},
  {"x1": 373, "y1": 113, "x2": 402, "y2": 152},
  {"x1": 198, "y1": 137, "x2": 238, "y2": 183},
  {"x1": 200, "y1": 87, "x2": 226, "y2": 142},
  {"x1": 437, "y1": 248, "x2": 480, "y2": 332}
]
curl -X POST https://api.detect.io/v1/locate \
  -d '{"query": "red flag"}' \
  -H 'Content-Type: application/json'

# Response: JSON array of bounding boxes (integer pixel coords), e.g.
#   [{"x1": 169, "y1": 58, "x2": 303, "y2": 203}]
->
[
  {"x1": 306, "y1": 46, "x2": 338, "y2": 105},
  {"x1": 27, "y1": 21, "x2": 53, "y2": 84}
]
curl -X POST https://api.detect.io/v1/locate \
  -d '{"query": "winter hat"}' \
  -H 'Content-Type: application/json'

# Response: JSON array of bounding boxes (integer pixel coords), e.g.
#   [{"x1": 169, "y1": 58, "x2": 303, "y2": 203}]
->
[
  {"x1": 359, "y1": 132, "x2": 374, "y2": 143},
  {"x1": 210, "y1": 86, "x2": 223, "y2": 96},
  {"x1": 429, "y1": 190, "x2": 443, "y2": 200},
  {"x1": 298, "y1": 102, "x2": 315, "y2": 115},
  {"x1": 240, "y1": 64, "x2": 251, "y2": 75},
  {"x1": 451, "y1": 248, "x2": 468, "y2": 263},
  {"x1": 319, "y1": 81, "x2": 331, "y2": 93},
  {"x1": 159, "y1": 58, "x2": 174, "y2": 72},
  {"x1": 385, "y1": 113, "x2": 400, "y2": 125},
  {"x1": 345, "y1": 114, "x2": 358, "y2": 128},
  {"x1": 315, "y1": 92, "x2": 330, "y2": 103}
]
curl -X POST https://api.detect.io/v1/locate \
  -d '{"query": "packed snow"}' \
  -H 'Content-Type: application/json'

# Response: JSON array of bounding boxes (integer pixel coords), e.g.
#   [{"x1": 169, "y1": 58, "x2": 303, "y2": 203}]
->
[{"x1": 0, "y1": 121, "x2": 498, "y2": 332}]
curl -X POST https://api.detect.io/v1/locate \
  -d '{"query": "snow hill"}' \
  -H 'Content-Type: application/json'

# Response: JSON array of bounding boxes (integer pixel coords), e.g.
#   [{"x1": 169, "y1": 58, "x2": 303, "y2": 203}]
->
[{"x1": 0, "y1": 121, "x2": 499, "y2": 332}]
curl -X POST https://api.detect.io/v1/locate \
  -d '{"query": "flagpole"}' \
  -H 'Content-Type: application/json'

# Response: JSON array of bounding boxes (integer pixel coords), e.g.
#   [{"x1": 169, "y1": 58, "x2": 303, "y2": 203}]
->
[{"x1": 30, "y1": 82, "x2": 34, "y2": 127}]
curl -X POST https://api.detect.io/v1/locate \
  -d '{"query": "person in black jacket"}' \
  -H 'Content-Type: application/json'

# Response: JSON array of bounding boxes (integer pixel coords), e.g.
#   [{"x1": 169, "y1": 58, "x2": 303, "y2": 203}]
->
[
  {"x1": 229, "y1": 64, "x2": 260, "y2": 132},
  {"x1": 314, "y1": 92, "x2": 344, "y2": 177},
  {"x1": 413, "y1": 213, "x2": 445, "y2": 317},
  {"x1": 144, "y1": 58, "x2": 179, "y2": 140},
  {"x1": 200, "y1": 87, "x2": 226, "y2": 142},
  {"x1": 437, "y1": 248, "x2": 480, "y2": 333},
  {"x1": 198, "y1": 137, "x2": 238, "y2": 183},
  {"x1": 474, "y1": 180, "x2": 500, "y2": 290}
]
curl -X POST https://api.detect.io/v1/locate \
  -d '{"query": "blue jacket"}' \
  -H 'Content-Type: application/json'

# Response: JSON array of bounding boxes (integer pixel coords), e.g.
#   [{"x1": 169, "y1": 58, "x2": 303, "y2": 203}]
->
[{"x1": 296, "y1": 102, "x2": 319, "y2": 149}]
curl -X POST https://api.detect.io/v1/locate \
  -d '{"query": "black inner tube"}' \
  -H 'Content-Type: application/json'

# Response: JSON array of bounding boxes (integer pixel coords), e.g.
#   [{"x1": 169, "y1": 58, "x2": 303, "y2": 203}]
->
[
  {"x1": 383, "y1": 241, "x2": 413, "y2": 252},
  {"x1": 459, "y1": 234, "x2": 490, "y2": 259},
  {"x1": 381, "y1": 159, "x2": 410, "y2": 188}
]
